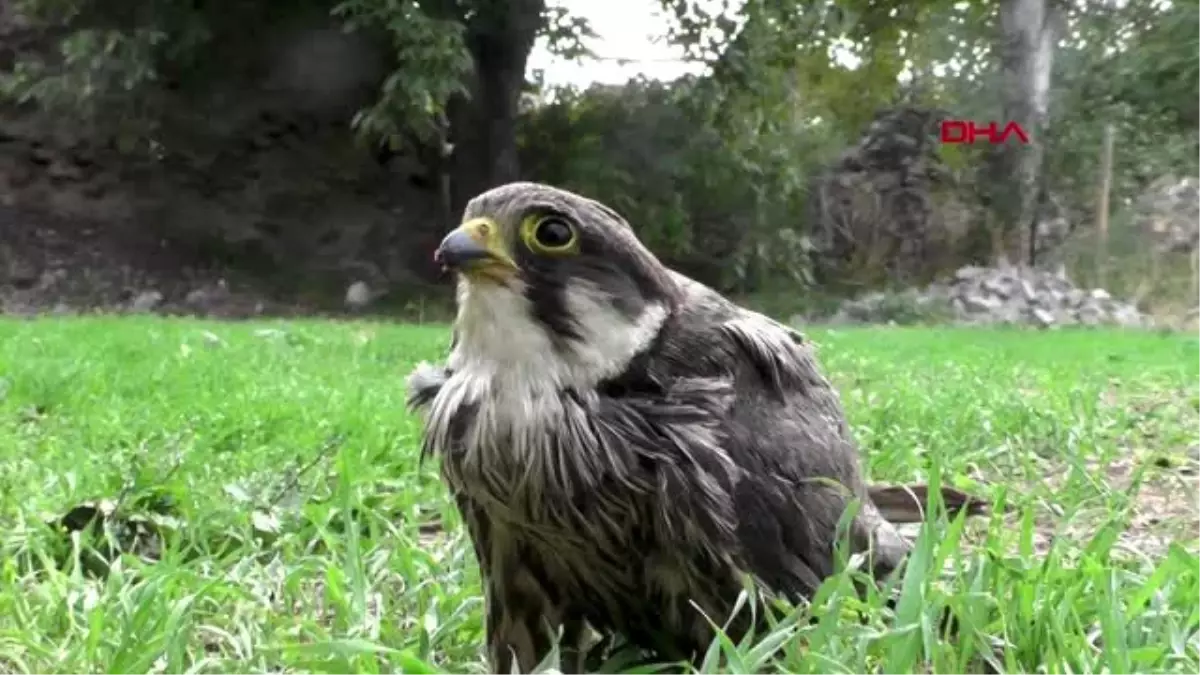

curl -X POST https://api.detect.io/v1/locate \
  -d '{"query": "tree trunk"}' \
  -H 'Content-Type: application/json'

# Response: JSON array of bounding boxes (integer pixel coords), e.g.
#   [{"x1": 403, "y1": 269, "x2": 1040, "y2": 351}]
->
[
  {"x1": 985, "y1": 0, "x2": 1061, "y2": 266},
  {"x1": 446, "y1": 0, "x2": 544, "y2": 215}
]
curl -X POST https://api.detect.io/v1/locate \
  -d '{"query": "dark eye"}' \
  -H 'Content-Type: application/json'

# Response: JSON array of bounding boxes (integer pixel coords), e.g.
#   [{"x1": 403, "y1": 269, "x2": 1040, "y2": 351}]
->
[{"x1": 533, "y1": 217, "x2": 575, "y2": 249}]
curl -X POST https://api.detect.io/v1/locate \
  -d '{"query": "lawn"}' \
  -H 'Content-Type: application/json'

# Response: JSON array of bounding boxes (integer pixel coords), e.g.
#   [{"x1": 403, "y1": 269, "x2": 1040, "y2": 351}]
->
[{"x1": 0, "y1": 317, "x2": 1196, "y2": 673}]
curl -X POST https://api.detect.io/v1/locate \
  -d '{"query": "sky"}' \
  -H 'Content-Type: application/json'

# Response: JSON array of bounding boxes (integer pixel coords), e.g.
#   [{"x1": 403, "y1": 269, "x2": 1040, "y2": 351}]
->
[
  {"x1": 526, "y1": 0, "x2": 706, "y2": 88},
  {"x1": 524, "y1": 0, "x2": 867, "y2": 89}
]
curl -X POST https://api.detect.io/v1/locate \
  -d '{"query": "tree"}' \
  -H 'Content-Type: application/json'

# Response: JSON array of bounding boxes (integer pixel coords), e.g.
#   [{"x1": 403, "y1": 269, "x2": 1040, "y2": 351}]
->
[
  {"x1": 984, "y1": 0, "x2": 1063, "y2": 265},
  {"x1": 442, "y1": 0, "x2": 546, "y2": 211},
  {"x1": 337, "y1": 0, "x2": 598, "y2": 214}
]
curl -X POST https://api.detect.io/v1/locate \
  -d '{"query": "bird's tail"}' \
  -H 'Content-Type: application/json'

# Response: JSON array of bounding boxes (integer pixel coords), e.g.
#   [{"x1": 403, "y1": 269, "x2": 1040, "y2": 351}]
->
[{"x1": 867, "y1": 483, "x2": 994, "y2": 524}]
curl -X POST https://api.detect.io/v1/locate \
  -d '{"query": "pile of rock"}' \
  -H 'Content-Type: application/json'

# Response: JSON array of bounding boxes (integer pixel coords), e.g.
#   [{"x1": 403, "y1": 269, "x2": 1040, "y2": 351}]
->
[
  {"x1": 941, "y1": 265, "x2": 1146, "y2": 327},
  {"x1": 1132, "y1": 175, "x2": 1199, "y2": 254},
  {"x1": 830, "y1": 264, "x2": 1149, "y2": 328}
]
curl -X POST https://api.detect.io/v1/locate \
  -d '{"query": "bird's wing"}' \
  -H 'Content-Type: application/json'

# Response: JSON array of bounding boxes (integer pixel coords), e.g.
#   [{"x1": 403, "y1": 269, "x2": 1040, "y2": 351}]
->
[{"x1": 623, "y1": 273, "x2": 912, "y2": 596}]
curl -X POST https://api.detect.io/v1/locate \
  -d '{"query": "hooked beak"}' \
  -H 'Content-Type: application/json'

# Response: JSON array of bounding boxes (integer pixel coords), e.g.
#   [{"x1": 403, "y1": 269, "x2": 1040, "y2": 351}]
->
[{"x1": 434, "y1": 218, "x2": 518, "y2": 281}]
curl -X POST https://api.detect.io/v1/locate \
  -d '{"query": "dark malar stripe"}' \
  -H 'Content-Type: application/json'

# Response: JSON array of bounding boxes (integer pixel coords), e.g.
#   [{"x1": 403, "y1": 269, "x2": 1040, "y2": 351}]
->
[{"x1": 521, "y1": 271, "x2": 583, "y2": 354}]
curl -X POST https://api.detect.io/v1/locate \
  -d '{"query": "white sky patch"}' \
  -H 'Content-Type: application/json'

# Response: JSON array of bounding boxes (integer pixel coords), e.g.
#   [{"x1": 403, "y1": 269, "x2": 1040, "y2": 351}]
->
[
  {"x1": 528, "y1": 0, "x2": 704, "y2": 88},
  {"x1": 528, "y1": 0, "x2": 870, "y2": 89}
]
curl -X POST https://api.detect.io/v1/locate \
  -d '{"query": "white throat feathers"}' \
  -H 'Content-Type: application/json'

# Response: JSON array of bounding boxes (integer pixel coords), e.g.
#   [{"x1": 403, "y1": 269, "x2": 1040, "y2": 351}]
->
[
  {"x1": 415, "y1": 277, "x2": 668, "y2": 504},
  {"x1": 448, "y1": 277, "x2": 666, "y2": 391}
]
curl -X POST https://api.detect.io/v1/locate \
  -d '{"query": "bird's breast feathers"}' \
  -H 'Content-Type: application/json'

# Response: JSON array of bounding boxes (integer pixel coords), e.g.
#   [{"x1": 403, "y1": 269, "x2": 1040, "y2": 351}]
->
[{"x1": 408, "y1": 270, "x2": 841, "y2": 526}]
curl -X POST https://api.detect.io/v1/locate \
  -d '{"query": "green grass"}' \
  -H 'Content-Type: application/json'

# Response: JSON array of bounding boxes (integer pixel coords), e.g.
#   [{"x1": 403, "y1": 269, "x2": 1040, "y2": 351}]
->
[{"x1": 0, "y1": 317, "x2": 1196, "y2": 673}]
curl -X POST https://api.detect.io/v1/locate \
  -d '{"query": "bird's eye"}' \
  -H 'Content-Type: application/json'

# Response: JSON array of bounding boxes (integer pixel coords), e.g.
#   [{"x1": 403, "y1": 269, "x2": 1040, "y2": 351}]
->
[{"x1": 530, "y1": 217, "x2": 576, "y2": 251}]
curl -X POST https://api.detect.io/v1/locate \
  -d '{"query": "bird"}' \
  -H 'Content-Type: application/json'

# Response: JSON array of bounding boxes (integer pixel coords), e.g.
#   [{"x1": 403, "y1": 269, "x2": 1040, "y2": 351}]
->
[{"x1": 406, "y1": 182, "x2": 989, "y2": 672}]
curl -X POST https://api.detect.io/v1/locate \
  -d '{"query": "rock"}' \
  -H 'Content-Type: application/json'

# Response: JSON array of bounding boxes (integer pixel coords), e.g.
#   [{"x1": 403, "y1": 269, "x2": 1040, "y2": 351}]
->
[
  {"x1": 981, "y1": 274, "x2": 1016, "y2": 298},
  {"x1": 130, "y1": 290, "x2": 163, "y2": 312},
  {"x1": 1031, "y1": 307, "x2": 1057, "y2": 327},
  {"x1": 955, "y1": 266, "x2": 985, "y2": 282},
  {"x1": 1132, "y1": 176, "x2": 1199, "y2": 254},
  {"x1": 830, "y1": 264, "x2": 1148, "y2": 328},
  {"x1": 1076, "y1": 304, "x2": 1105, "y2": 326},
  {"x1": 185, "y1": 280, "x2": 230, "y2": 309},
  {"x1": 1110, "y1": 303, "x2": 1146, "y2": 328},
  {"x1": 47, "y1": 161, "x2": 83, "y2": 181},
  {"x1": 28, "y1": 146, "x2": 54, "y2": 165},
  {"x1": 962, "y1": 293, "x2": 1002, "y2": 312},
  {"x1": 805, "y1": 105, "x2": 963, "y2": 283},
  {"x1": 345, "y1": 280, "x2": 371, "y2": 310},
  {"x1": 7, "y1": 261, "x2": 39, "y2": 289},
  {"x1": 184, "y1": 289, "x2": 208, "y2": 306},
  {"x1": 1018, "y1": 279, "x2": 1037, "y2": 302},
  {"x1": 36, "y1": 269, "x2": 66, "y2": 290}
]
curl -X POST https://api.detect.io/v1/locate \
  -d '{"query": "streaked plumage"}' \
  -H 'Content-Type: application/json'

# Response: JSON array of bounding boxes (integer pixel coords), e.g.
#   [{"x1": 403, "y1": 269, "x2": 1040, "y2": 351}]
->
[{"x1": 406, "y1": 182, "x2": 983, "y2": 671}]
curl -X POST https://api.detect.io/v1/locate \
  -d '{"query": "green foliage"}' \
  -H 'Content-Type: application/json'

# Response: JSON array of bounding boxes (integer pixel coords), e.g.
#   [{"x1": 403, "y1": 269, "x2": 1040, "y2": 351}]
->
[
  {"x1": 2, "y1": 27, "x2": 164, "y2": 115},
  {"x1": 1046, "y1": 0, "x2": 1199, "y2": 213},
  {"x1": 0, "y1": 0, "x2": 214, "y2": 147},
  {"x1": 537, "y1": 2, "x2": 598, "y2": 62},
  {"x1": 1096, "y1": 0, "x2": 1199, "y2": 130},
  {"x1": 333, "y1": 0, "x2": 472, "y2": 149}
]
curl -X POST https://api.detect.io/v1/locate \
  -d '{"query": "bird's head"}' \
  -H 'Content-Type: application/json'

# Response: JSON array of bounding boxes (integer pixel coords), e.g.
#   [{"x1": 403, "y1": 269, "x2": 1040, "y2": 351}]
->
[{"x1": 436, "y1": 182, "x2": 680, "y2": 386}]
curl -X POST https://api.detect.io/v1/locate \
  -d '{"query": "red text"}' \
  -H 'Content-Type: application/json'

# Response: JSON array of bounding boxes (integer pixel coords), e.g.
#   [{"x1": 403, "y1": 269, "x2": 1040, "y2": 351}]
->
[{"x1": 940, "y1": 120, "x2": 1030, "y2": 145}]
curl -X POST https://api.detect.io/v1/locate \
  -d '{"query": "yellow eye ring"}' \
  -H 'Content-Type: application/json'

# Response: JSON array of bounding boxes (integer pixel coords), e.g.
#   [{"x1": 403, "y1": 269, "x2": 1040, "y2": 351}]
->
[{"x1": 521, "y1": 215, "x2": 578, "y2": 255}]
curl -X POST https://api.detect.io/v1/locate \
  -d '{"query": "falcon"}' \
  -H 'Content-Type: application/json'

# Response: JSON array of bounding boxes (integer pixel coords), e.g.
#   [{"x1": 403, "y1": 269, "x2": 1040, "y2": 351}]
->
[{"x1": 406, "y1": 182, "x2": 986, "y2": 671}]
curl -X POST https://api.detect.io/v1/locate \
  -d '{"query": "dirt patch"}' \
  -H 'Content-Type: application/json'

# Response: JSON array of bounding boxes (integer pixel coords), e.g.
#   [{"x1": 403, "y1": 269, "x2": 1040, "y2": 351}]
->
[
  {"x1": 1016, "y1": 386, "x2": 1198, "y2": 559},
  {"x1": 1027, "y1": 453, "x2": 1200, "y2": 560}
]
